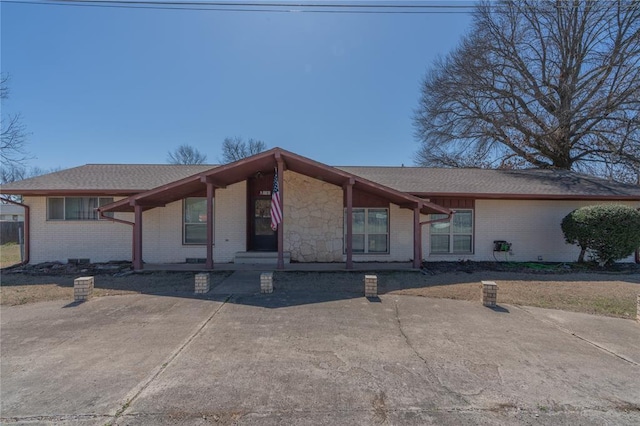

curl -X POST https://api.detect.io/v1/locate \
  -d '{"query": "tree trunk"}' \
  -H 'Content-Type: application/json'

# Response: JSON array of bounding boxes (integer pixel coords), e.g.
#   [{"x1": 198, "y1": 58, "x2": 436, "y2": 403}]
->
[{"x1": 577, "y1": 247, "x2": 586, "y2": 263}]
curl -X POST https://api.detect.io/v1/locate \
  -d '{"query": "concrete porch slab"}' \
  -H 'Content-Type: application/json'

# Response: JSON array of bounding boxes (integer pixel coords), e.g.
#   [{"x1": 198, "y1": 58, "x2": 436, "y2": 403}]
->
[{"x1": 142, "y1": 262, "x2": 417, "y2": 272}]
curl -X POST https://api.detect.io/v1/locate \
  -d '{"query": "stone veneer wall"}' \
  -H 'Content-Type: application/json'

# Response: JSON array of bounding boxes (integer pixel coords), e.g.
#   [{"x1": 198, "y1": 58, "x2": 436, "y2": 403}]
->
[{"x1": 283, "y1": 171, "x2": 343, "y2": 262}]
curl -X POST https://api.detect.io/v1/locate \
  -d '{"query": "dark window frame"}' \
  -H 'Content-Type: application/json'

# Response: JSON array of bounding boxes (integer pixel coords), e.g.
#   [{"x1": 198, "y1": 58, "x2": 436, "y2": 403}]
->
[
  {"x1": 343, "y1": 207, "x2": 390, "y2": 255},
  {"x1": 429, "y1": 209, "x2": 474, "y2": 254},
  {"x1": 46, "y1": 197, "x2": 114, "y2": 221},
  {"x1": 183, "y1": 197, "x2": 213, "y2": 245}
]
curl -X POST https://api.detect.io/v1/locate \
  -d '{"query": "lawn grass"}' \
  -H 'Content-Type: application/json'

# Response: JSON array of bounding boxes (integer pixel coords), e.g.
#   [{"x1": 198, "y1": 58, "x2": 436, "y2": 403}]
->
[
  {"x1": 1, "y1": 268, "x2": 638, "y2": 319},
  {"x1": 390, "y1": 272, "x2": 640, "y2": 319},
  {"x1": 0, "y1": 271, "x2": 233, "y2": 306},
  {"x1": 0, "y1": 243, "x2": 22, "y2": 269}
]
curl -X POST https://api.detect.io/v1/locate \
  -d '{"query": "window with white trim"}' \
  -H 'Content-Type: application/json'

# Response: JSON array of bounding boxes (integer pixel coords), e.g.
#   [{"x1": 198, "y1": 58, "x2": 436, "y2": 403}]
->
[
  {"x1": 183, "y1": 197, "x2": 212, "y2": 245},
  {"x1": 344, "y1": 208, "x2": 389, "y2": 254},
  {"x1": 47, "y1": 197, "x2": 114, "y2": 220},
  {"x1": 430, "y1": 210, "x2": 473, "y2": 254}
]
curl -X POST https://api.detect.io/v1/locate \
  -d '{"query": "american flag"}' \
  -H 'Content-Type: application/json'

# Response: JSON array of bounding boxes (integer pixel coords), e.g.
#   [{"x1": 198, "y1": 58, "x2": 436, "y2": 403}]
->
[{"x1": 270, "y1": 168, "x2": 282, "y2": 231}]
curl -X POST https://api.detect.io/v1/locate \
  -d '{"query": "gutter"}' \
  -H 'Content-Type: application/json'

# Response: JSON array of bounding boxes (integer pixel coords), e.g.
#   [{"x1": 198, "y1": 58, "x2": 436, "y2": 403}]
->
[
  {"x1": 420, "y1": 211, "x2": 455, "y2": 227},
  {"x1": 0, "y1": 197, "x2": 30, "y2": 266}
]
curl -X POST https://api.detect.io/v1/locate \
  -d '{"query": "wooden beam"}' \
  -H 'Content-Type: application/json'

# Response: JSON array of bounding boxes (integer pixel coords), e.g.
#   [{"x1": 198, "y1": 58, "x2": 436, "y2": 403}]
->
[
  {"x1": 344, "y1": 179, "x2": 354, "y2": 270},
  {"x1": 276, "y1": 157, "x2": 285, "y2": 270},
  {"x1": 205, "y1": 183, "x2": 215, "y2": 269},
  {"x1": 129, "y1": 199, "x2": 166, "y2": 208},
  {"x1": 275, "y1": 151, "x2": 287, "y2": 171},
  {"x1": 200, "y1": 176, "x2": 227, "y2": 188},
  {"x1": 413, "y1": 206, "x2": 422, "y2": 269},
  {"x1": 133, "y1": 205, "x2": 143, "y2": 271}
]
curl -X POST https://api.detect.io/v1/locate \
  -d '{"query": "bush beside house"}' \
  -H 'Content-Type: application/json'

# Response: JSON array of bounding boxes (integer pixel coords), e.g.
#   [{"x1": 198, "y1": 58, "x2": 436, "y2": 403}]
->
[{"x1": 562, "y1": 205, "x2": 640, "y2": 266}]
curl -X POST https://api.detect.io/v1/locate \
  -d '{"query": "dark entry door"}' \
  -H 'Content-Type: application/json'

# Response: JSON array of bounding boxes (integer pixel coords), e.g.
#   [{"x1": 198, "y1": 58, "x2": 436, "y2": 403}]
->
[{"x1": 250, "y1": 197, "x2": 277, "y2": 251}]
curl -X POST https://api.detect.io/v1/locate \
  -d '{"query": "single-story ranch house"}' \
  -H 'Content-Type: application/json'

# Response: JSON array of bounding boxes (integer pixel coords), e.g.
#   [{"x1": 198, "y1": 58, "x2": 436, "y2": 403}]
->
[{"x1": 2, "y1": 147, "x2": 639, "y2": 269}]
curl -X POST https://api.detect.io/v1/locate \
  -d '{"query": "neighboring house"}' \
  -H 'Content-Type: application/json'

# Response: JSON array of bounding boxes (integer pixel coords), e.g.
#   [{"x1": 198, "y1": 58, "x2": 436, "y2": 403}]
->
[
  {"x1": 1, "y1": 147, "x2": 639, "y2": 269},
  {"x1": 0, "y1": 204, "x2": 25, "y2": 222}
]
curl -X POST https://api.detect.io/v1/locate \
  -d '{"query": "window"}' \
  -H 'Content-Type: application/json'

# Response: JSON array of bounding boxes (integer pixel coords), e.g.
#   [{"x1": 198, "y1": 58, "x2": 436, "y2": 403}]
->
[
  {"x1": 183, "y1": 197, "x2": 212, "y2": 245},
  {"x1": 430, "y1": 210, "x2": 473, "y2": 254},
  {"x1": 344, "y1": 208, "x2": 389, "y2": 254},
  {"x1": 47, "y1": 197, "x2": 114, "y2": 220}
]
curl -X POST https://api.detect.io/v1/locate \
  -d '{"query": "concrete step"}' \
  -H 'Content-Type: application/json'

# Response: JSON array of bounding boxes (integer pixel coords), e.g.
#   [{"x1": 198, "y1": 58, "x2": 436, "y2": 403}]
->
[{"x1": 234, "y1": 251, "x2": 291, "y2": 264}]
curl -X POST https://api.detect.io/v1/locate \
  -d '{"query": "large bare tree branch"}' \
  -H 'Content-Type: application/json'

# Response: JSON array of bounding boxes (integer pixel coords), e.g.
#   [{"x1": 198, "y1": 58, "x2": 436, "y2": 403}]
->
[
  {"x1": 167, "y1": 144, "x2": 207, "y2": 165},
  {"x1": 220, "y1": 137, "x2": 267, "y2": 163},
  {"x1": 414, "y1": 0, "x2": 640, "y2": 182},
  {"x1": 1, "y1": 74, "x2": 31, "y2": 168}
]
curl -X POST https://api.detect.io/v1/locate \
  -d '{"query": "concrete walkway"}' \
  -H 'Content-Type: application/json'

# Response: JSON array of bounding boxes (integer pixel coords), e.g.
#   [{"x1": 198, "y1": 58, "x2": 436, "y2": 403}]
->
[
  {"x1": 1, "y1": 290, "x2": 639, "y2": 425},
  {"x1": 211, "y1": 270, "x2": 266, "y2": 294}
]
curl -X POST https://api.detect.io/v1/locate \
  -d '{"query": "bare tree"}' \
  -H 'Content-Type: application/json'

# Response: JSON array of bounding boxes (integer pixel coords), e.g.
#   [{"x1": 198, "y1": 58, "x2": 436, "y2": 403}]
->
[
  {"x1": 221, "y1": 137, "x2": 267, "y2": 163},
  {"x1": 414, "y1": 0, "x2": 640, "y2": 182},
  {"x1": 1, "y1": 74, "x2": 31, "y2": 169},
  {"x1": 1, "y1": 165, "x2": 60, "y2": 202},
  {"x1": 167, "y1": 144, "x2": 207, "y2": 165}
]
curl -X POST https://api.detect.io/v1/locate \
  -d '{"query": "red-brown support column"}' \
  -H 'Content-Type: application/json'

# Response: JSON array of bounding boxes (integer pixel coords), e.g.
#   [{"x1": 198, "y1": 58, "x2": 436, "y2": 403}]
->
[
  {"x1": 413, "y1": 205, "x2": 422, "y2": 269},
  {"x1": 133, "y1": 204, "x2": 143, "y2": 270},
  {"x1": 205, "y1": 182, "x2": 215, "y2": 270},
  {"x1": 276, "y1": 157, "x2": 285, "y2": 270},
  {"x1": 344, "y1": 178, "x2": 354, "y2": 270}
]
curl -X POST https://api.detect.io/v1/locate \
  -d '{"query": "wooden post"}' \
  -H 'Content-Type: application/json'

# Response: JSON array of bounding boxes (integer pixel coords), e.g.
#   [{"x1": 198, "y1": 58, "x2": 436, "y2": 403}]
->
[
  {"x1": 205, "y1": 182, "x2": 215, "y2": 270},
  {"x1": 133, "y1": 204, "x2": 143, "y2": 270},
  {"x1": 276, "y1": 156, "x2": 285, "y2": 270},
  {"x1": 413, "y1": 205, "x2": 422, "y2": 269},
  {"x1": 344, "y1": 178, "x2": 354, "y2": 270}
]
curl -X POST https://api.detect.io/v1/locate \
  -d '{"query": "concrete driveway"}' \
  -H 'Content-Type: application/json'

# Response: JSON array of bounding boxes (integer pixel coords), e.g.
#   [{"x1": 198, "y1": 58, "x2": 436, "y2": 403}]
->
[{"x1": 1, "y1": 277, "x2": 639, "y2": 425}]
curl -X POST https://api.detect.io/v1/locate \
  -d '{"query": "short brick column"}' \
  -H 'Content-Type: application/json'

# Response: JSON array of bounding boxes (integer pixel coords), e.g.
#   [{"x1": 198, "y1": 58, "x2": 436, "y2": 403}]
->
[
  {"x1": 365, "y1": 275, "x2": 378, "y2": 297},
  {"x1": 260, "y1": 272, "x2": 273, "y2": 294},
  {"x1": 74, "y1": 276, "x2": 94, "y2": 301},
  {"x1": 481, "y1": 281, "x2": 498, "y2": 307},
  {"x1": 194, "y1": 273, "x2": 210, "y2": 294}
]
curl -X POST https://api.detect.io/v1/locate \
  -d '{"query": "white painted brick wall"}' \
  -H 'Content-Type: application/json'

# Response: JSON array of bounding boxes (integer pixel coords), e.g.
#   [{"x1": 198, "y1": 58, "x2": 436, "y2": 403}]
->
[
  {"x1": 424, "y1": 199, "x2": 640, "y2": 263},
  {"x1": 24, "y1": 182, "x2": 247, "y2": 265},
  {"x1": 25, "y1": 196, "x2": 133, "y2": 264},
  {"x1": 23, "y1": 192, "x2": 640, "y2": 265},
  {"x1": 142, "y1": 181, "x2": 246, "y2": 263}
]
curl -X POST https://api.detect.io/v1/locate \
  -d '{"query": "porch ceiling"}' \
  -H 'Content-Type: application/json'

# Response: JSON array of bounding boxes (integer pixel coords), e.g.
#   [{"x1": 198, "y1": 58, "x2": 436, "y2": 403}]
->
[{"x1": 99, "y1": 148, "x2": 451, "y2": 215}]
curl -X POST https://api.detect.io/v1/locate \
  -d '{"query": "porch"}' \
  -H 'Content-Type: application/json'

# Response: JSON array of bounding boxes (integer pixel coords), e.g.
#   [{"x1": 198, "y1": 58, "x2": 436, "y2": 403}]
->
[
  {"x1": 143, "y1": 261, "x2": 418, "y2": 272},
  {"x1": 99, "y1": 148, "x2": 452, "y2": 272}
]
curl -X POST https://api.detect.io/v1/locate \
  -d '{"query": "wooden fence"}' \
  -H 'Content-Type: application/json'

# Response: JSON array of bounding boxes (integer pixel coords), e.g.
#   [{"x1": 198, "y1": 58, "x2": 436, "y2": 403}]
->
[{"x1": 0, "y1": 222, "x2": 23, "y2": 244}]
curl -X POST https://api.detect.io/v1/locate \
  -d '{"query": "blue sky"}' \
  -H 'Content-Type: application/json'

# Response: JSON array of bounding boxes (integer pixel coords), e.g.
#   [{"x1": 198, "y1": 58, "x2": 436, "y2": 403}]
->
[{"x1": 1, "y1": 1, "x2": 473, "y2": 169}]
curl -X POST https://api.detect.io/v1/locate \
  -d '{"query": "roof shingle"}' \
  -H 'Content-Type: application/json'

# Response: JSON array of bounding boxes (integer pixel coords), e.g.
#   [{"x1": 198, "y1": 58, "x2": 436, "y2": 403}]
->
[{"x1": 2, "y1": 163, "x2": 639, "y2": 199}]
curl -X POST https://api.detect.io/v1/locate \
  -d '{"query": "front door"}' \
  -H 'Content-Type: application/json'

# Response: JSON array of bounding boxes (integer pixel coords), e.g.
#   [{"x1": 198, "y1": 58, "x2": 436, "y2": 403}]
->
[{"x1": 250, "y1": 197, "x2": 277, "y2": 251}]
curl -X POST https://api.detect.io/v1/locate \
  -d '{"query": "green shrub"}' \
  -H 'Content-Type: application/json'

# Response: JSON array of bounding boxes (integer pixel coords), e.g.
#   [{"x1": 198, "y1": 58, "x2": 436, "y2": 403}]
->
[{"x1": 561, "y1": 204, "x2": 640, "y2": 266}]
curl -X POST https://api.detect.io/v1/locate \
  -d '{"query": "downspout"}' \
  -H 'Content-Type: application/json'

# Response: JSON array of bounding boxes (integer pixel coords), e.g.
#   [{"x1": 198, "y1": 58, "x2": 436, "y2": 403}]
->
[
  {"x1": 419, "y1": 210, "x2": 455, "y2": 263},
  {"x1": 98, "y1": 209, "x2": 136, "y2": 266},
  {"x1": 1, "y1": 197, "x2": 30, "y2": 266},
  {"x1": 420, "y1": 211, "x2": 455, "y2": 227},
  {"x1": 636, "y1": 208, "x2": 640, "y2": 264}
]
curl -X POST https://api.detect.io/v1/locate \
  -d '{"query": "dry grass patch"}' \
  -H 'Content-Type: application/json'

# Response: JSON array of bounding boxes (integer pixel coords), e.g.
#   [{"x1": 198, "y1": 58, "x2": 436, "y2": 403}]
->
[
  {"x1": 0, "y1": 271, "x2": 232, "y2": 306},
  {"x1": 0, "y1": 243, "x2": 22, "y2": 268},
  {"x1": 391, "y1": 271, "x2": 640, "y2": 319}
]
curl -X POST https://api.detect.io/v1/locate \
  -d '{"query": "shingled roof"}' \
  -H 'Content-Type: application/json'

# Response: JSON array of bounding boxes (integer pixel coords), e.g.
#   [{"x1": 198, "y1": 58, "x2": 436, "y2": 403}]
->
[
  {"x1": 337, "y1": 166, "x2": 640, "y2": 199},
  {"x1": 2, "y1": 161, "x2": 639, "y2": 200},
  {"x1": 0, "y1": 164, "x2": 217, "y2": 195}
]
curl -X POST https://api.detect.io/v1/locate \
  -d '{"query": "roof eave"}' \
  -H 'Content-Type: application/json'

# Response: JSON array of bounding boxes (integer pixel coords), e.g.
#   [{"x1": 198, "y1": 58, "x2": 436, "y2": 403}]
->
[
  {"x1": 0, "y1": 189, "x2": 144, "y2": 196},
  {"x1": 411, "y1": 192, "x2": 640, "y2": 201}
]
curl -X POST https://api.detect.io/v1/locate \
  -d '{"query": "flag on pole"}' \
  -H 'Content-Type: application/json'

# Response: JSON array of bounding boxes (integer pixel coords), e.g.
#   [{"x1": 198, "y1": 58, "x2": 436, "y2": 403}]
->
[{"x1": 270, "y1": 168, "x2": 282, "y2": 231}]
